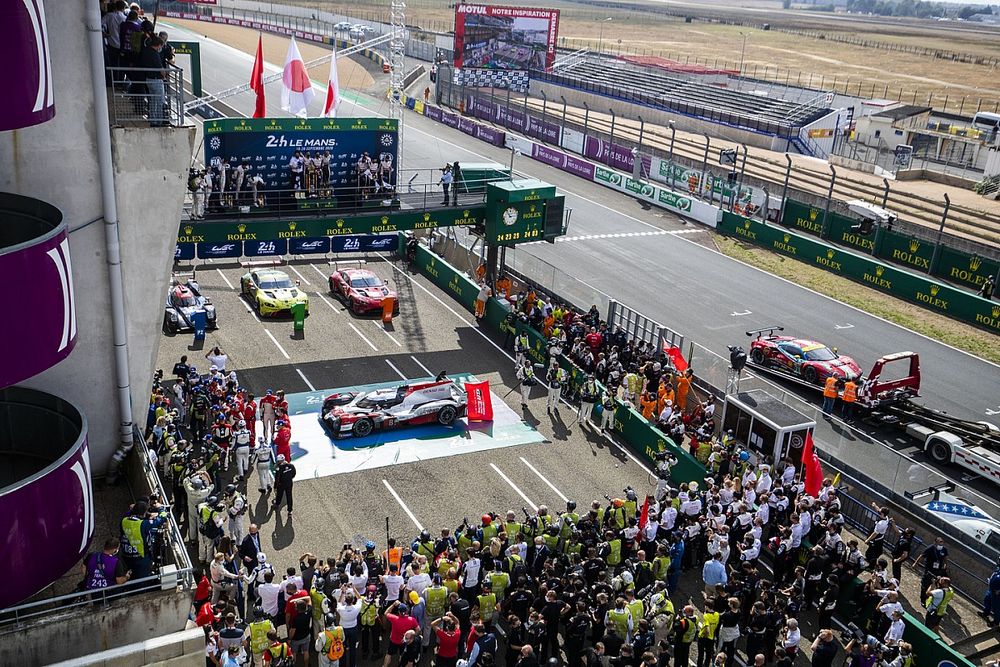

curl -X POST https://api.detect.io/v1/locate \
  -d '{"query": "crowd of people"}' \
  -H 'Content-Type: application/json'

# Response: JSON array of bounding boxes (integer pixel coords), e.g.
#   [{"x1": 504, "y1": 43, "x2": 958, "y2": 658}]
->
[{"x1": 101, "y1": 1, "x2": 176, "y2": 126}]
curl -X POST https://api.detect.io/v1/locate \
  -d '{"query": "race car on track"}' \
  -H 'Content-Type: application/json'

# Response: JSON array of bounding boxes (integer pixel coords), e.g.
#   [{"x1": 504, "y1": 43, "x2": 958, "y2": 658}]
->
[
  {"x1": 746, "y1": 326, "x2": 862, "y2": 385},
  {"x1": 320, "y1": 379, "x2": 467, "y2": 438},
  {"x1": 329, "y1": 268, "x2": 398, "y2": 315},
  {"x1": 240, "y1": 268, "x2": 309, "y2": 317},
  {"x1": 163, "y1": 279, "x2": 217, "y2": 334}
]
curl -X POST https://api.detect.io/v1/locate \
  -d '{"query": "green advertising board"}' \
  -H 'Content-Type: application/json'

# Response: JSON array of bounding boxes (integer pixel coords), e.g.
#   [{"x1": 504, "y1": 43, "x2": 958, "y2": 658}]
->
[
  {"x1": 202, "y1": 116, "x2": 398, "y2": 135},
  {"x1": 878, "y1": 230, "x2": 935, "y2": 272},
  {"x1": 719, "y1": 212, "x2": 1000, "y2": 334},
  {"x1": 177, "y1": 206, "x2": 486, "y2": 244},
  {"x1": 780, "y1": 199, "x2": 826, "y2": 236},
  {"x1": 935, "y1": 245, "x2": 1000, "y2": 291},
  {"x1": 411, "y1": 242, "x2": 480, "y2": 311}
]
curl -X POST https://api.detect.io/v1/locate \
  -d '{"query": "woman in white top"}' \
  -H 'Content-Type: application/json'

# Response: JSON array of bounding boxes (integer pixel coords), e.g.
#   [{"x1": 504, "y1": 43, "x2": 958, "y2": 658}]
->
[
  {"x1": 336, "y1": 584, "x2": 364, "y2": 667},
  {"x1": 865, "y1": 504, "x2": 893, "y2": 564}
]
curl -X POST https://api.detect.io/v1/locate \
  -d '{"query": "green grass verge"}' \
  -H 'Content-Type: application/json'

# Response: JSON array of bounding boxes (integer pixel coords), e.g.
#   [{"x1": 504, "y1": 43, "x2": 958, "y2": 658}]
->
[{"x1": 715, "y1": 236, "x2": 1000, "y2": 365}]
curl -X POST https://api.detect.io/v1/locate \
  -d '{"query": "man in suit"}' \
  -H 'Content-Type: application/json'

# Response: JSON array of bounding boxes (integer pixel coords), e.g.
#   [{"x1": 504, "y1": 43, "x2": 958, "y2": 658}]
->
[{"x1": 240, "y1": 523, "x2": 263, "y2": 567}]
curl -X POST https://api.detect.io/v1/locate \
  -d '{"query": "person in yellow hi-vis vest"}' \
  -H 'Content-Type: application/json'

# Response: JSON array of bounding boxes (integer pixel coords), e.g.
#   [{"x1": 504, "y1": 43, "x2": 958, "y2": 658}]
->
[
  {"x1": 248, "y1": 606, "x2": 275, "y2": 667},
  {"x1": 316, "y1": 613, "x2": 345, "y2": 667},
  {"x1": 923, "y1": 576, "x2": 954, "y2": 632},
  {"x1": 696, "y1": 605, "x2": 720, "y2": 667},
  {"x1": 605, "y1": 597, "x2": 634, "y2": 639},
  {"x1": 474, "y1": 581, "x2": 498, "y2": 628}
]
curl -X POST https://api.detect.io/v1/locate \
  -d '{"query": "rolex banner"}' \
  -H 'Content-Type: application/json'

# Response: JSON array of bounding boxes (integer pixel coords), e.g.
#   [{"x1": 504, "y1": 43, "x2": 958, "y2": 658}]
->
[
  {"x1": 203, "y1": 117, "x2": 398, "y2": 194},
  {"x1": 465, "y1": 380, "x2": 494, "y2": 421}
]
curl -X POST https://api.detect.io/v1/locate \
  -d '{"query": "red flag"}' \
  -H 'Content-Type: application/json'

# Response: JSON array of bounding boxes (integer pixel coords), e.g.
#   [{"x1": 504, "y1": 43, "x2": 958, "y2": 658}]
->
[
  {"x1": 637, "y1": 496, "x2": 650, "y2": 533},
  {"x1": 802, "y1": 431, "x2": 824, "y2": 497},
  {"x1": 250, "y1": 35, "x2": 266, "y2": 118},
  {"x1": 664, "y1": 345, "x2": 688, "y2": 372},
  {"x1": 465, "y1": 380, "x2": 494, "y2": 421}
]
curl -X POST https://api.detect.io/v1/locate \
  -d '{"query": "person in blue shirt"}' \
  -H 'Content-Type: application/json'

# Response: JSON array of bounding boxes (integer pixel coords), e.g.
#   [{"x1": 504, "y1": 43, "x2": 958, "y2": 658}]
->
[
  {"x1": 120, "y1": 499, "x2": 170, "y2": 580},
  {"x1": 702, "y1": 552, "x2": 728, "y2": 596},
  {"x1": 667, "y1": 536, "x2": 685, "y2": 594},
  {"x1": 982, "y1": 558, "x2": 1000, "y2": 626}
]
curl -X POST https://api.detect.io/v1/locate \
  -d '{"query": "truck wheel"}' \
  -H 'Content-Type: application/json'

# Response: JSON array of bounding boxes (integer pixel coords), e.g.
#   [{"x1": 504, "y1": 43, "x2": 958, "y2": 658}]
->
[
  {"x1": 437, "y1": 405, "x2": 458, "y2": 426},
  {"x1": 750, "y1": 348, "x2": 765, "y2": 365},
  {"x1": 803, "y1": 366, "x2": 818, "y2": 384},
  {"x1": 927, "y1": 440, "x2": 952, "y2": 464},
  {"x1": 352, "y1": 418, "x2": 374, "y2": 437}
]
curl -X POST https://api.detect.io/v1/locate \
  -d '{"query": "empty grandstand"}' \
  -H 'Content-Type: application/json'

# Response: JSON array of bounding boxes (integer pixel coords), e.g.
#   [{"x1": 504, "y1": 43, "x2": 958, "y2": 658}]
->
[{"x1": 530, "y1": 56, "x2": 839, "y2": 153}]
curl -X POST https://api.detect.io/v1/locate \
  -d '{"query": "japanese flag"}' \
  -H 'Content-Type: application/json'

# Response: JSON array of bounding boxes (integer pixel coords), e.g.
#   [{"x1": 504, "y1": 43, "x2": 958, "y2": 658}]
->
[
  {"x1": 280, "y1": 37, "x2": 314, "y2": 118},
  {"x1": 322, "y1": 47, "x2": 340, "y2": 118}
]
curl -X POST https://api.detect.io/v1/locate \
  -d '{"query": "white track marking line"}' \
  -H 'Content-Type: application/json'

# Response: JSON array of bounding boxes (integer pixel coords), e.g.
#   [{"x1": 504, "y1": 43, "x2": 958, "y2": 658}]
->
[
  {"x1": 385, "y1": 359, "x2": 408, "y2": 380},
  {"x1": 349, "y1": 322, "x2": 378, "y2": 351},
  {"x1": 288, "y1": 264, "x2": 312, "y2": 286},
  {"x1": 410, "y1": 355, "x2": 434, "y2": 377},
  {"x1": 373, "y1": 320, "x2": 403, "y2": 347},
  {"x1": 519, "y1": 457, "x2": 569, "y2": 503},
  {"x1": 311, "y1": 264, "x2": 329, "y2": 280},
  {"x1": 264, "y1": 328, "x2": 290, "y2": 360},
  {"x1": 216, "y1": 268, "x2": 235, "y2": 290},
  {"x1": 382, "y1": 479, "x2": 423, "y2": 531},
  {"x1": 316, "y1": 293, "x2": 341, "y2": 315},
  {"x1": 295, "y1": 368, "x2": 316, "y2": 391},
  {"x1": 491, "y1": 463, "x2": 537, "y2": 511}
]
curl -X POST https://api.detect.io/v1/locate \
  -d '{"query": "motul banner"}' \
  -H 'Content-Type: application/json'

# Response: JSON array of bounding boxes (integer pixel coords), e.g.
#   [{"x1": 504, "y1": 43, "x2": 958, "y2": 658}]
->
[{"x1": 465, "y1": 380, "x2": 494, "y2": 421}]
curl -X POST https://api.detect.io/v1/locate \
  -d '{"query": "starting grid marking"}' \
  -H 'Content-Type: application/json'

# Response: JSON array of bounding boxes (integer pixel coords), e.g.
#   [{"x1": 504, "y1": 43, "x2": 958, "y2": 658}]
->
[{"x1": 524, "y1": 229, "x2": 704, "y2": 246}]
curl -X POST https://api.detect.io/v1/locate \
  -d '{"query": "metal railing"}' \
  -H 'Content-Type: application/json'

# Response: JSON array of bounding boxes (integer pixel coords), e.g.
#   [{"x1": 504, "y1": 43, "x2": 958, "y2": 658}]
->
[
  {"x1": 182, "y1": 174, "x2": 509, "y2": 221},
  {"x1": 107, "y1": 66, "x2": 185, "y2": 127},
  {"x1": 0, "y1": 429, "x2": 192, "y2": 629}
]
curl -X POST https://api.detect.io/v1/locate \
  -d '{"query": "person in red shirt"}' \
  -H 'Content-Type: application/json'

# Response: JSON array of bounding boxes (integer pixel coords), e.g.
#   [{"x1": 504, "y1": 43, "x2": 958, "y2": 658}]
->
[
  {"x1": 431, "y1": 612, "x2": 461, "y2": 667},
  {"x1": 243, "y1": 392, "x2": 258, "y2": 441},
  {"x1": 273, "y1": 389, "x2": 288, "y2": 423},
  {"x1": 584, "y1": 327, "x2": 603, "y2": 356},
  {"x1": 274, "y1": 420, "x2": 292, "y2": 462},
  {"x1": 193, "y1": 572, "x2": 212, "y2": 609},
  {"x1": 382, "y1": 600, "x2": 420, "y2": 667},
  {"x1": 284, "y1": 581, "x2": 310, "y2": 625}
]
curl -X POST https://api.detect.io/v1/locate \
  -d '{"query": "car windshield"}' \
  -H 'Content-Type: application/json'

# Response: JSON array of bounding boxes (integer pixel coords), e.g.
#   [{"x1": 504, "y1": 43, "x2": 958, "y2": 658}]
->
[
  {"x1": 803, "y1": 346, "x2": 838, "y2": 361},
  {"x1": 259, "y1": 276, "x2": 293, "y2": 290},
  {"x1": 175, "y1": 295, "x2": 196, "y2": 307},
  {"x1": 350, "y1": 276, "x2": 383, "y2": 288}
]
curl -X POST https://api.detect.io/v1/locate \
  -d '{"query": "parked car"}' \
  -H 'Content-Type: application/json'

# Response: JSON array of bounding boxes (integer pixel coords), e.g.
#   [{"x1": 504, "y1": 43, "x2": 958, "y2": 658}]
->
[
  {"x1": 163, "y1": 279, "x2": 217, "y2": 334},
  {"x1": 320, "y1": 379, "x2": 468, "y2": 438}
]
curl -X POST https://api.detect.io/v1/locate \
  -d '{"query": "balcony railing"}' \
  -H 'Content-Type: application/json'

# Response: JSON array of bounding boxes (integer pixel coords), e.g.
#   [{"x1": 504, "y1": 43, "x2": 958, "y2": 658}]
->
[{"x1": 107, "y1": 66, "x2": 185, "y2": 128}]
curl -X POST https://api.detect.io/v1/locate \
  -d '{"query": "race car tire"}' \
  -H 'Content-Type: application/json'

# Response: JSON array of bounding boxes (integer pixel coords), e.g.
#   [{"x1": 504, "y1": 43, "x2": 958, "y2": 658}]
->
[
  {"x1": 750, "y1": 348, "x2": 765, "y2": 365},
  {"x1": 256, "y1": 298, "x2": 264, "y2": 315},
  {"x1": 437, "y1": 405, "x2": 458, "y2": 426},
  {"x1": 802, "y1": 366, "x2": 819, "y2": 384},
  {"x1": 329, "y1": 278, "x2": 336, "y2": 295},
  {"x1": 163, "y1": 314, "x2": 178, "y2": 335},
  {"x1": 352, "y1": 418, "x2": 374, "y2": 437},
  {"x1": 349, "y1": 298, "x2": 361, "y2": 315},
  {"x1": 927, "y1": 439, "x2": 951, "y2": 464}
]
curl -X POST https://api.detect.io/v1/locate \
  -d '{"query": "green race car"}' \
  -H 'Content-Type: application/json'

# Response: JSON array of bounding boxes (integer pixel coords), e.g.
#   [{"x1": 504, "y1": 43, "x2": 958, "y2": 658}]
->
[{"x1": 240, "y1": 268, "x2": 309, "y2": 317}]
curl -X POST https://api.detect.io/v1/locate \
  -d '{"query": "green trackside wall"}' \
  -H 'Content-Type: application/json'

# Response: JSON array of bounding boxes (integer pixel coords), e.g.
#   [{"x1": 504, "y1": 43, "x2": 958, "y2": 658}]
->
[
  {"x1": 901, "y1": 611, "x2": 976, "y2": 667},
  {"x1": 781, "y1": 199, "x2": 1000, "y2": 291},
  {"x1": 720, "y1": 212, "x2": 1000, "y2": 334},
  {"x1": 403, "y1": 239, "x2": 706, "y2": 487}
]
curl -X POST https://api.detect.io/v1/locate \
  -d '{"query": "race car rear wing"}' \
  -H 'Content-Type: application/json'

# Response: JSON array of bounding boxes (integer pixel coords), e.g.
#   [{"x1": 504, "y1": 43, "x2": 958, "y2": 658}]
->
[{"x1": 745, "y1": 326, "x2": 785, "y2": 340}]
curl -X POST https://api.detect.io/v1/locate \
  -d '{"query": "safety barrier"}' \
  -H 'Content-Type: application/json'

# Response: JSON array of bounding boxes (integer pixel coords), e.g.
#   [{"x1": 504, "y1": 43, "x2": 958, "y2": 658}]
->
[
  {"x1": 718, "y1": 212, "x2": 1000, "y2": 333},
  {"x1": 781, "y1": 198, "x2": 1000, "y2": 291}
]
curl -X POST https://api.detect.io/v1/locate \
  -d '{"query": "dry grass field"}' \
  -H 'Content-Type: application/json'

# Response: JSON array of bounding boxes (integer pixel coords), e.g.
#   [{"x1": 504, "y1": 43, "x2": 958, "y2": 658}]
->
[{"x1": 282, "y1": 0, "x2": 1000, "y2": 111}]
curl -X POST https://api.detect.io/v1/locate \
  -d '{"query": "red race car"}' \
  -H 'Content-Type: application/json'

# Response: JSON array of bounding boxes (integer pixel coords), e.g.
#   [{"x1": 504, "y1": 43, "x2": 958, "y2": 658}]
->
[
  {"x1": 746, "y1": 326, "x2": 862, "y2": 385},
  {"x1": 329, "y1": 268, "x2": 399, "y2": 315}
]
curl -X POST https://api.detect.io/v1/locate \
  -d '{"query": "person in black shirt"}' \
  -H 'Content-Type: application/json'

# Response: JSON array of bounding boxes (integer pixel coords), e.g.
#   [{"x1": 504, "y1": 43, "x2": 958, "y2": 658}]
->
[
  {"x1": 136, "y1": 36, "x2": 166, "y2": 126},
  {"x1": 891, "y1": 528, "x2": 914, "y2": 582},
  {"x1": 564, "y1": 602, "x2": 591, "y2": 667},
  {"x1": 810, "y1": 629, "x2": 839, "y2": 667},
  {"x1": 914, "y1": 536, "x2": 948, "y2": 593},
  {"x1": 539, "y1": 590, "x2": 569, "y2": 661},
  {"x1": 582, "y1": 643, "x2": 605, "y2": 667},
  {"x1": 449, "y1": 592, "x2": 472, "y2": 640},
  {"x1": 505, "y1": 614, "x2": 528, "y2": 666}
]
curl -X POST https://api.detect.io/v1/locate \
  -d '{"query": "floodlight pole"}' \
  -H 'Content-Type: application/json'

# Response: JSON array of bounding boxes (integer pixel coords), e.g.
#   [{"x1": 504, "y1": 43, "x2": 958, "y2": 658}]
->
[
  {"x1": 598, "y1": 17, "x2": 613, "y2": 55},
  {"x1": 389, "y1": 0, "x2": 406, "y2": 176}
]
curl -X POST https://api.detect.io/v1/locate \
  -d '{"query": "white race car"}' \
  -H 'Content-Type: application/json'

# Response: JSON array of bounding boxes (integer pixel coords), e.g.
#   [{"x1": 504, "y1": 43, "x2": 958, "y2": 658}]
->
[{"x1": 320, "y1": 379, "x2": 467, "y2": 438}]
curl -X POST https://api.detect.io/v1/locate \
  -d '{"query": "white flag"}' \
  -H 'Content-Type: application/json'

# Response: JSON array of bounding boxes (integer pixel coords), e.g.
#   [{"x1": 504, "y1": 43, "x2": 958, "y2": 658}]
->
[
  {"x1": 280, "y1": 36, "x2": 314, "y2": 118},
  {"x1": 322, "y1": 47, "x2": 340, "y2": 118}
]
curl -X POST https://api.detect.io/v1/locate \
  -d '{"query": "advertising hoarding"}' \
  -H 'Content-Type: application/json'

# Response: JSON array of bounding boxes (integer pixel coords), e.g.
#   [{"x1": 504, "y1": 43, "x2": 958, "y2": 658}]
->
[{"x1": 454, "y1": 4, "x2": 559, "y2": 71}]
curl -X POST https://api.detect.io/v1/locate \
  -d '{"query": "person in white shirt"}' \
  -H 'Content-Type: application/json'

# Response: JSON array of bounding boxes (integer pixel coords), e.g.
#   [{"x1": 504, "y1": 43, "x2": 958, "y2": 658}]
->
[
  {"x1": 798, "y1": 508, "x2": 812, "y2": 535},
  {"x1": 884, "y1": 610, "x2": 905, "y2": 646},
  {"x1": 460, "y1": 553, "x2": 481, "y2": 594},
  {"x1": 680, "y1": 494, "x2": 702, "y2": 517},
  {"x1": 382, "y1": 565, "x2": 405, "y2": 601},
  {"x1": 258, "y1": 571, "x2": 282, "y2": 618},
  {"x1": 232, "y1": 421, "x2": 252, "y2": 481},
  {"x1": 251, "y1": 437, "x2": 275, "y2": 494},
  {"x1": 406, "y1": 560, "x2": 432, "y2": 595},
  {"x1": 336, "y1": 583, "x2": 363, "y2": 655},
  {"x1": 755, "y1": 466, "x2": 773, "y2": 494},
  {"x1": 660, "y1": 505, "x2": 678, "y2": 532},
  {"x1": 782, "y1": 618, "x2": 801, "y2": 655},
  {"x1": 348, "y1": 560, "x2": 369, "y2": 596},
  {"x1": 642, "y1": 516, "x2": 659, "y2": 545},
  {"x1": 789, "y1": 518, "x2": 805, "y2": 549},
  {"x1": 205, "y1": 347, "x2": 228, "y2": 371}
]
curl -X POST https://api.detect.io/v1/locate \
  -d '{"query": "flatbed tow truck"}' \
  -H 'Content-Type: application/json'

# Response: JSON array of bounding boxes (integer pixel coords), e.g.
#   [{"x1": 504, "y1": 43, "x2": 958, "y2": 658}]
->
[{"x1": 746, "y1": 344, "x2": 1000, "y2": 488}]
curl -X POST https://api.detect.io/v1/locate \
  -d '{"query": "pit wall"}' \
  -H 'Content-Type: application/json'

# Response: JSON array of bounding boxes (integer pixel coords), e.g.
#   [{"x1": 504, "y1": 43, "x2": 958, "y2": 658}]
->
[
  {"x1": 407, "y1": 96, "x2": 1000, "y2": 334},
  {"x1": 400, "y1": 235, "x2": 976, "y2": 667}
]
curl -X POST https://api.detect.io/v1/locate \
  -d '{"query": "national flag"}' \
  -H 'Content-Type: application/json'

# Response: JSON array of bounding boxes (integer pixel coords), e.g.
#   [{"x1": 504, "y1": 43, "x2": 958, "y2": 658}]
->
[
  {"x1": 637, "y1": 496, "x2": 650, "y2": 535},
  {"x1": 280, "y1": 36, "x2": 314, "y2": 118},
  {"x1": 250, "y1": 34, "x2": 266, "y2": 118},
  {"x1": 465, "y1": 380, "x2": 494, "y2": 421},
  {"x1": 802, "y1": 431, "x2": 824, "y2": 497},
  {"x1": 664, "y1": 345, "x2": 688, "y2": 372},
  {"x1": 322, "y1": 46, "x2": 340, "y2": 118}
]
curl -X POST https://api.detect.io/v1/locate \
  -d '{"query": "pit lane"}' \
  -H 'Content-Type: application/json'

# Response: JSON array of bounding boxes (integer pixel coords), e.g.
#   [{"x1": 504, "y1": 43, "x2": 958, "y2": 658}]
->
[{"x1": 157, "y1": 253, "x2": 653, "y2": 556}]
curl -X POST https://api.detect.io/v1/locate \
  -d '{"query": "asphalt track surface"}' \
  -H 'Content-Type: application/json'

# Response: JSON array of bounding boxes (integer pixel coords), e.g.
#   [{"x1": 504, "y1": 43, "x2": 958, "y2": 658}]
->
[
  {"x1": 164, "y1": 22, "x2": 1000, "y2": 503},
  {"x1": 156, "y1": 256, "x2": 655, "y2": 557}
]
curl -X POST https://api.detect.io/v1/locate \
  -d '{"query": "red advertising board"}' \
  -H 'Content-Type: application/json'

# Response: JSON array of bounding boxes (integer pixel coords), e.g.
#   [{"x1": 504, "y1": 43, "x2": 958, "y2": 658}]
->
[
  {"x1": 454, "y1": 4, "x2": 559, "y2": 71},
  {"x1": 177, "y1": 0, "x2": 219, "y2": 5}
]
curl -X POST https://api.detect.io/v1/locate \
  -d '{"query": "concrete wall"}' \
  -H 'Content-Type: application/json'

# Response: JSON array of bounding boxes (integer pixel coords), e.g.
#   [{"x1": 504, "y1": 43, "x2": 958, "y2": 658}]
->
[
  {"x1": 113, "y1": 128, "x2": 197, "y2": 423},
  {"x1": 525, "y1": 78, "x2": 785, "y2": 152},
  {"x1": 0, "y1": 1, "x2": 195, "y2": 472},
  {"x1": 0, "y1": 588, "x2": 191, "y2": 665}
]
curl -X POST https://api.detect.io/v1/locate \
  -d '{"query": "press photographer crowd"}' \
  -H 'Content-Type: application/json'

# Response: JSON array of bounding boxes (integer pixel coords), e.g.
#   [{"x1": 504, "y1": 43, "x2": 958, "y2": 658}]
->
[{"x1": 91, "y1": 276, "x2": 1000, "y2": 667}]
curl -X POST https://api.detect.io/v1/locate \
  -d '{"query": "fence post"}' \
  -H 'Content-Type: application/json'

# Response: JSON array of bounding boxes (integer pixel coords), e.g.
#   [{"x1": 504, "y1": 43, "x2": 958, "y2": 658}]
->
[
  {"x1": 731, "y1": 143, "x2": 748, "y2": 212},
  {"x1": 560, "y1": 95, "x2": 567, "y2": 136},
  {"x1": 821, "y1": 165, "x2": 836, "y2": 239},
  {"x1": 505, "y1": 87, "x2": 512, "y2": 127},
  {"x1": 700, "y1": 134, "x2": 711, "y2": 201},
  {"x1": 609, "y1": 108, "x2": 616, "y2": 147},
  {"x1": 779, "y1": 154, "x2": 792, "y2": 223},
  {"x1": 583, "y1": 102, "x2": 590, "y2": 139},
  {"x1": 540, "y1": 90, "x2": 548, "y2": 133},
  {"x1": 637, "y1": 115, "x2": 645, "y2": 153},
  {"x1": 929, "y1": 194, "x2": 950, "y2": 275}
]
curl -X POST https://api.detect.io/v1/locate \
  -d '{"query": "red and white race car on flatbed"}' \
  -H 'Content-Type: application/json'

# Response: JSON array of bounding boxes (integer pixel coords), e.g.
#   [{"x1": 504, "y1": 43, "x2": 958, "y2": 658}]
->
[
  {"x1": 320, "y1": 379, "x2": 467, "y2": 438},
  {"x1": 746, "y1": 326, "x2": 862, "y2": 385}
]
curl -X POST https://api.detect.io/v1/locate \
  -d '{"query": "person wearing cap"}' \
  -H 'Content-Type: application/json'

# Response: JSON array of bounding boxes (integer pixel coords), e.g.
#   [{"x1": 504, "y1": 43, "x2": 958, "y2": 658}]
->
[
  {"x1": 183, "y1": 467, "x2": 213, "y2": 545},
  {"x1": 333, "y1": 583, "x2": 363, "y2": 667},
  {"x1": 382, "y1": 599, "x2": 420, "y2": 667},
  {"x1": 316, "y1": 611, "x2": 346, "y2": 667},
  {"x1": 259, "y1": 389, "x2": 277, "y2": 442},
  {"x1": 232, "y1": 419, "x2": 252, "y2": 481},
  {"x1": 274, "y1": 419, "x2": 292, "y2": 463},
  {"x1": 408, "y1": 589, "x2": 426, "y2": 640},
  {"x1": 272, "y1": 454, "x2": 296, "y2": 515},
  {"x1": 359, "y1": 583, "x2": 382, "y2": 659},
  {"x1": 248, "y1": 605, "x2": 276, "y2": 666}
]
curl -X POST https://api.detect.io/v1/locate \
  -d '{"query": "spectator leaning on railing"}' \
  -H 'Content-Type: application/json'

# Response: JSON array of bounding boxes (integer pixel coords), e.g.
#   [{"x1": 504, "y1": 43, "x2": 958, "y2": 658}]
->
[{"x1": 137, "y1": 36, "x2": 167, "y2": 127}]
